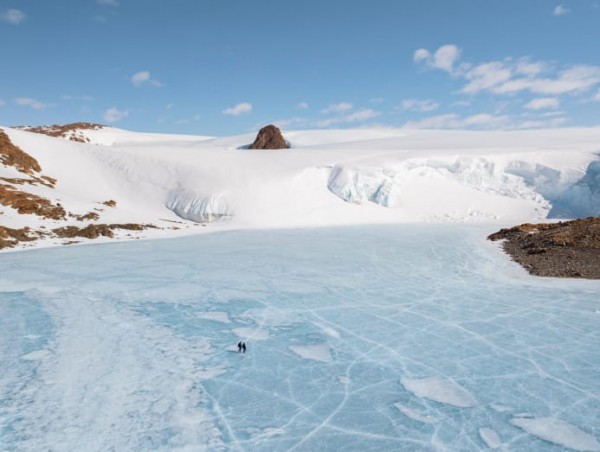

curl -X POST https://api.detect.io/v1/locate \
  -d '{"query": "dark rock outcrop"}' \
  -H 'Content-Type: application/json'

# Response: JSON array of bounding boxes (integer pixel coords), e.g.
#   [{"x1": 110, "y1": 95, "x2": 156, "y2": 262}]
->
[
  {"x1": 15, "y1": 122, "x2": 104, "y2": 143},
  {"x1": 0, "y1": 130, "x2": 42, "y2": 174},
  {"x1": 248, "y1": 125, "x2": 289, "y2": 150},
  {"x1": 488, "y1": 217, "x2": 600, "y2": 279}
]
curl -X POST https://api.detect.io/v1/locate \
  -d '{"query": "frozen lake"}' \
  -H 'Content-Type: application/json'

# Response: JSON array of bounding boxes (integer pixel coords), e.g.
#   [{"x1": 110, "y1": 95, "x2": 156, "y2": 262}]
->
[{"x1": 1, "y1": 226, "x2": 599, "y2": 451}]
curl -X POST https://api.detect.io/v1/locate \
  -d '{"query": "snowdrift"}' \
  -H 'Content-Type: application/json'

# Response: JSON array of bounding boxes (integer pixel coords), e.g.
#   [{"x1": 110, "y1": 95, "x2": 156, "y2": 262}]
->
[{"x1": 1, "y1": 124, "x2": 599, "y2": 250}]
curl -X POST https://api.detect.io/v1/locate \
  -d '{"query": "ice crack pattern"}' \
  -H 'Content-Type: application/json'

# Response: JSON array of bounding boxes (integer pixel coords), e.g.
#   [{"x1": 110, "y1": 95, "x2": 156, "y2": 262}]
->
[{"x1": 1, "y1": 225, "x2": 599, "y2": 450}]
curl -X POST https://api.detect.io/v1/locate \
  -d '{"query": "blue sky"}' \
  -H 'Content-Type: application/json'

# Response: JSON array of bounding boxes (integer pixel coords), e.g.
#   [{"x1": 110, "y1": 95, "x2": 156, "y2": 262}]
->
[{"x1": 1, "y1": 0, "x2": 599, "y2": 135}]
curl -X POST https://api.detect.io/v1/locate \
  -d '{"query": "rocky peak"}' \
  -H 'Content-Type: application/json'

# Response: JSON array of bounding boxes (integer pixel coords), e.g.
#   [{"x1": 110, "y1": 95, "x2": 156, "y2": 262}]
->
[{"x1": 249, "y1": 125, "x2": 289, "y2": 150}]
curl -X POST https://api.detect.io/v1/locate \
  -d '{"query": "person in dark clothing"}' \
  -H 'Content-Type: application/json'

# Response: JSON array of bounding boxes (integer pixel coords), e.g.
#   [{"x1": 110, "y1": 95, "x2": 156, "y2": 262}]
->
[
  {"x1": 242, "y1": 342, "x2": 246, "y2": 353},
  {"x1": 237, "y1": 341, "x2": 242, "y2": 353}
]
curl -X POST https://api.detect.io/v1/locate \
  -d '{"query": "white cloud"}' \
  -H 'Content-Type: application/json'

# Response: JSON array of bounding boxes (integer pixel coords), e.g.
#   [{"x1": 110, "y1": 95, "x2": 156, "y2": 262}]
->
[
  {"x1": 516, "y1": 117, "x2": 568, "y2": 129},
  {"x1": 516, "y1": 60, "x2": 546, "y2": 77},
  {"x1": 401, "y1": 99, "x2": 439, "y2": 112},
  {"x1": 402, "y1": 113, "x2": 511, "y2": 130},
  {"x1": 413, "y1": 48, "x2": 431, "y2": 63},
  {"x1": 463, "y1": 113, "x2": 510, "y2": 127},
  {"x1": 433, "y1": 45, "x2": 461, "y2": 73},
  {"x1": 321, "y1": 102, "x2": 353, "y2": 114},
  {"x1": 416, "y1": 45, "x2": 600, "y2": 98},
  {"x1": 62, "y1": 94, "x2": 94, "y2": 101},
  {"x1": 493, "y1": 65, "x2": 600, "y2": 95},
  {"x1": 131, "y1": 71, "x2": 162, "y2": 87},
  {"x1": 97, "y1": 0, "x2": 120, "y2": 6},
  {"x1": 524, "y1": 97, "x2": 560, "y2": 110},
  {"x1": 403, "y1": 112, "x2": 569, "y2": 130},
  {"x1": 460, "y1": 61, "x2": 514, "y2": 94},
  {"x1": 104, "y1": 107, "x2": 128, "y2": 122},
  {"x1": 414, "y1": 44, "x2": 461, "y2": 74},
  {"x1": 0, "y1": 98, "x2": 5, "y2": 107},
  {"x1": 296, "y1": 102, "x2": 309, "y2": 110},
  {"x1": 273, "y1": 117, "x2": 309, "y2": 129},
  {"x1": 553, "y1": 5, "x2": 570, "y2": 15},
  {"x1": 14, "y1": 97, "x2": 48, "y2": 110},
  {"x1": 222, "y1": 102, "x2": 252, "y2": 116},
  {"x1": 451, "y1": 100, "x2": 471, "y2": 108},
  {"x1": 316, "y1": 108, "x2": 379, "y2": 127},
  {"x1": 0, "y1": 9, "x2": 25, "y2": 25},
  {"x1": 595, "y1": 90, "x2": 600, "y2": 101},
  {"x1": 403, "y1": 114, "x2": 462, "y2": 129}
]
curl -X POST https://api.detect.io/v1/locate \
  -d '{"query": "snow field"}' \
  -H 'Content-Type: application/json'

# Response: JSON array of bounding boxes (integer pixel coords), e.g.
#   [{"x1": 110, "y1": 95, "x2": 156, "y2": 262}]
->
[{"x1": 1, "y1": 125, "x2": 600, "y2": 251}]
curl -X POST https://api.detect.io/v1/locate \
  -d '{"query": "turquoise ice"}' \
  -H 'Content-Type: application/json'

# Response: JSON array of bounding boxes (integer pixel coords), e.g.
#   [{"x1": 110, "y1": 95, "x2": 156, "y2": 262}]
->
[{"x1": 1, "y1": 226, "x2": 599, "y2": 450}]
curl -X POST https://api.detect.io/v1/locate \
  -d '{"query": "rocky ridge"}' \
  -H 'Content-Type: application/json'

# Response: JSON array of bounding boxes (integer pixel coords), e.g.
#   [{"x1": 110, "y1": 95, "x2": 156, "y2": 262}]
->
[
  {"x1": 488, "y1": 217, "x2": 600, "y2": 279},
  {"x1": 0, "y1": 129, "x2": 155, "y2": 250},
  {"x1": 15, "y1": 122, "x2": 104, "y2": 143}
]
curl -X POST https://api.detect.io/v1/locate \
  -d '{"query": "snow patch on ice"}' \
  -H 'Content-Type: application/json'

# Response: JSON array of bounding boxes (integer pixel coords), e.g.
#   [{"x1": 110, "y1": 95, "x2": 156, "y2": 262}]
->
[
  {"x1": 394, "y1": 403, "x2": 438, "y2": 424},
  {"x1": 401, "y1": 377, "x2": 477, "y2": 408},
  {"x1": 490, "y1": 403, "x2": 512, "y2": 413},
  {"x1": 510, "y1": 416, "x2": 600, "y2": 451},
  {"x1": 479, "y1": 427, "x2": 502, "y2": 449},
  {"x1": 289, "y1": 344, "x2": 332, "y2": 363},
  {"x1": 232, "y1": 327, "x2": 269, "y2": 340},
  {"x1": 197, "y1": 311, "x2": 231, "y2": 323}
]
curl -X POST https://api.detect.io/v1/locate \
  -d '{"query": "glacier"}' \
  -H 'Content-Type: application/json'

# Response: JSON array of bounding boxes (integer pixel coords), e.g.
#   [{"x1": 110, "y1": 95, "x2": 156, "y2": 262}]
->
[{"x1": 0, "y1": 225, "x2": 599, "y2": 451}]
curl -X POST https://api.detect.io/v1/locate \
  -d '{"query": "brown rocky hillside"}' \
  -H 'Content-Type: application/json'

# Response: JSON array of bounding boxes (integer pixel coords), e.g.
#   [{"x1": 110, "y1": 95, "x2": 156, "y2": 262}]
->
[
  {"x1": 488, "y1": 217, "x2": 600, "y2": 279},
  {"x1": 16, "y1": 122, "x2": 104, "y2": 143}
]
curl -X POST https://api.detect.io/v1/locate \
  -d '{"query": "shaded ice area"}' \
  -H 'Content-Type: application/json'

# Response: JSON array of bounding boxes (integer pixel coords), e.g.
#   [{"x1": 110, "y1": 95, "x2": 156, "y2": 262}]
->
[{"x1": 0, "y1": 226, "x2": 599, "y2": 451}]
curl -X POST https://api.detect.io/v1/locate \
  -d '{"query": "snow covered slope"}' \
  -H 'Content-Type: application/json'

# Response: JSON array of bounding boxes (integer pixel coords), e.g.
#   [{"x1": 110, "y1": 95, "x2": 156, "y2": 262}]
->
[{"x1": 1, "y1": 125, "x2": 599, "y2": 251}]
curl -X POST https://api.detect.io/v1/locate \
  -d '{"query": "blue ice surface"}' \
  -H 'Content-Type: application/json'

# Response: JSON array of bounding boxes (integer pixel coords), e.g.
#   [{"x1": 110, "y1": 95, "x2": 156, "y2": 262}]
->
[{"x1": 0, "y1": 225, "x2": 599, "y2": 451}]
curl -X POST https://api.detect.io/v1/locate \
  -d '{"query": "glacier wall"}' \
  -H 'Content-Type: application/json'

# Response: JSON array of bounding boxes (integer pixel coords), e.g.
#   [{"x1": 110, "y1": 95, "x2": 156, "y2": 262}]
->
[
  {"x1": 550, "y1": 160, "x2": 600, "y2": 218},
  {"x1": 326, "y1": 156, "x2": 600, "y2": 219},
  {"x1": 166, "y1": 190, "x2": 232, "y2": 223}
]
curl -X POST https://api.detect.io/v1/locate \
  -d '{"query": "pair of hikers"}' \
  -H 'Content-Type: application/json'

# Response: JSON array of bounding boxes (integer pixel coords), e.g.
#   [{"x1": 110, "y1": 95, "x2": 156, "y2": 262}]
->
[{"x1": 237, "y1": 342, "x2": 247, "y2": 353}]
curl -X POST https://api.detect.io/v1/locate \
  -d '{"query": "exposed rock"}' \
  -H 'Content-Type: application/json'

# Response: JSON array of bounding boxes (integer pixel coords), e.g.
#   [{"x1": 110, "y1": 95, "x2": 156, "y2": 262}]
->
[
  {"x1": 0, "y1": 184, "x2": 66, "y2": 219},
  {"x1": 102, "y1": 199, "x2": 117, "y2": 208},
  {"x1": 0, "y1": 226, "x2": 39, "y2": 249},
  {"x1": 70, "y1": 211, "x2": 101, "y2": 221},
  {"x1": 489, "y1": 217, "x2": 600, "y2": 279},
  {"x1": 248, "y1": 125, "x2": 289, "y2": 150},
  {"x1": 0, "y1": 130, "x2": 42, "y2": 174},
  {"x1": 15, "y1": 122, "x2": 104, "y2": 143},
  {"x1": 52, "y1": 223, "x2": 157, "y2": 239},
  {"x1": 53, "y1": 224, "x2": 114, "y2": 239}
]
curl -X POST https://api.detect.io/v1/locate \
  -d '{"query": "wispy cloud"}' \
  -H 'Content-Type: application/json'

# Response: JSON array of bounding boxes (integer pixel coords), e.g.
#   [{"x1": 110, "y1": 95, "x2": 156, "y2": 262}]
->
[
  {"x1": 131, "y1": 71, "x2": 162, "y2": 87},
  {"x1": 402, "y1": 112, "x2": 566, "y2": 130},
  {"x1": 104, "y1": 107, "x2": 128, "y2": 122},
  {"x1": 62, "y1": 94, "x2": 94, "y2": 101},
  {"x1": 316, "y1": 108, "x2": 380, "y2": 127},
  {"x1": 553, "y1": 5, "x2": 570, "y2": 16},
  {"x1": 223, "y1": 102, "x2": 252, "y2": 116},
  {"x1": 97, "y1": 0, "x2": 120, "y2": 6},
  {"x1": 320, "y1": 102, "x2": 353, "y2": 114},
  {"x1": 400, "y1": 99, "x2": 439, "y2": 113},
  {"x1": 0, "y1": 9, "x2": 25, "y2": 25},
  {"x1": 414, "y1": 44, "x2": 600, "y2": 97},
  {"x1": 0, "y1": 98, "x2": 5, "y2": 107},
  {"x1": 595, "y1": 90, "x2": 600, "y2": 102},
  {"x1": 296, "y1": 102, "x2": 309, "y2": 110},
  {"x1": 14, "y1": 97, "x2": 48, "y2": 110},
  {"x1": 524, "y1": 97, "x2": 560, "y2": 110}
]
